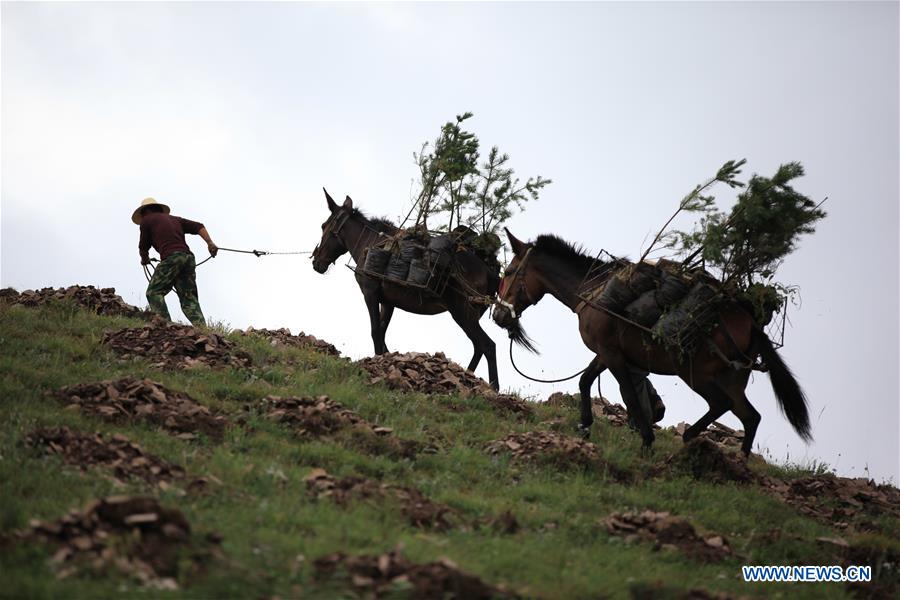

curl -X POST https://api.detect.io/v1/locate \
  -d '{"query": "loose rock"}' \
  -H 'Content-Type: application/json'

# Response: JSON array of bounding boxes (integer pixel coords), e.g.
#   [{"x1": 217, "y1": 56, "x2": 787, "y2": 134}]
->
[
  {"x1": 486, "y1": 431, "x2": 607, "y2": 472},
  {"x1": 1, "y1": 285, "x2": 148, "y2": 319},
  {"x1": 487, "y1": 393, "x2": 534, "y2": 418},
  {"x1": 760, "y1": 472, "x2": 900, "y2": 531},
  {"x1": 234, "y1": 327, "x2": 341, "y2": 357},
  {"x1": 660, "y1": 437, "x2": 754, "y2": 484},
  {"x1": 16, "y1": 496, "x2": 222, "y2": 587},
  {"x1": 313, "y1": 547, "x2": 519, "y2": 599},
  {"x1": 604, "y1": 510, "x2": 732, "y2": 562},
  {"x1": 669, "y1": 421, "x2": 744, "y2": 449},
  {"x1": 358, "y1": 351, "x2": 532, "y2": 417},
  {"x1": 358, "y1": 351, "x2": 492, "y2": 397},
  {"x1": 55, "y1": 377, "x2": 228, "y2": 442},
  {"x1": 25, "y1": 427, "x2": 185, "y2": 486},
  {"x1": 258, "y1": 395, "x2": 424, "y2": 458},
  {"x1": 545, "y1": 392, "x2": 662, "y2": 429},
  {"x1": 305, "y1": 469, "x2": 455, "y2": 531},
  {"x1": 260, "y1": 395, "x2": 368, "y2": 437},
  {"x1": 102, "y1": 319, "x2": 252, "y2": 370}
]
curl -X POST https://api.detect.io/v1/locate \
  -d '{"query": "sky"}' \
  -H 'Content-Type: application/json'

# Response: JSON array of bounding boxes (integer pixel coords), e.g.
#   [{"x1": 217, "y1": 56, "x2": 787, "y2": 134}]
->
[{"x1": 2, "y1": 1, "x2": 898, "y2": 482}]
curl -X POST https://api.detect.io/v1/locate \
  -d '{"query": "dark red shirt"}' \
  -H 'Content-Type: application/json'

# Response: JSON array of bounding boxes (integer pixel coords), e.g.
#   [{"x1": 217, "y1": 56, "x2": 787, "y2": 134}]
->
[{"x1": 139, "y1": 213, "x2": 205, "y2": 261}]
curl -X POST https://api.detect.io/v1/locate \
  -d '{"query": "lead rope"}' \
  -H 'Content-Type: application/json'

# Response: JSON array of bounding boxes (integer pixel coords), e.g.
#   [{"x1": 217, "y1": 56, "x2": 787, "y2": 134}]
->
[
  {"x1": 143, "y1": 245, "x2": 313, "y2": 280},
  {"x1": 508, "y1": 339, "x2": 588, "y2": 384}
]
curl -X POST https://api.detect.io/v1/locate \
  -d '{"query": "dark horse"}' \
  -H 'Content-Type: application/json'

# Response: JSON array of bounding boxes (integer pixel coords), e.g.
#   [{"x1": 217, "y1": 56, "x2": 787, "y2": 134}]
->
[
  {"x1": 311, "y1": 190, "x2": 501, "y2": 389},
  {"x1": 492, "y1": 230, "x2": 812, "y2": 455}
]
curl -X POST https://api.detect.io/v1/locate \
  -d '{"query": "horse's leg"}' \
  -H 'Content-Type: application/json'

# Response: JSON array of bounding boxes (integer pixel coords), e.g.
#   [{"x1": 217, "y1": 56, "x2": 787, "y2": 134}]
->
[
  {"x1": 448, "y1": 306, "x2": 498, "y2": 390},
  {"x1": 731, "y1": 392, "x2": 761, "y2": 456},
  {"x1": 719, "y1": 369, "x2": 760, "y2": 456},
  {"x1": 378, "y1": 304, "x2": 395, "y2": 353},
  {"x1": 577, "y1": 356, "x2": 606, "y2": 438},
  {"x1": 467, "y1": 347, "x2": 484, "y2": 374},
  {"x1": 363, "y1": 293, "x2": 385, "y2": 355},
  {"x1": 605, "y1": 353, "x2": 655, "y2": 449},
  {"x1": 681, "y1": 379, "x2": 733, "y2": 443}
]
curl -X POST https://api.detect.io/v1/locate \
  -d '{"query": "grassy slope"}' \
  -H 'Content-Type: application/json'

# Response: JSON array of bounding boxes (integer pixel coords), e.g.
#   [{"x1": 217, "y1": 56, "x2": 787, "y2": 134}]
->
[{"x1": 0, "y1": 302, "x2": 895, "y2": 599}]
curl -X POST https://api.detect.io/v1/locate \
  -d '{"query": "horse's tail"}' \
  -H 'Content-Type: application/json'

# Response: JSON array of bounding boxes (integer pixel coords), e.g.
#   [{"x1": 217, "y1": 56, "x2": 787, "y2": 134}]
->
[{"x1": 752, "y1": 327, "x2": 812, "y2": 442}]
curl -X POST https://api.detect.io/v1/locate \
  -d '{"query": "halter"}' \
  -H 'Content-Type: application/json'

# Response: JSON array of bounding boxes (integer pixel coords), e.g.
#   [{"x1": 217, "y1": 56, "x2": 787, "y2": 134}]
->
[
  {"x1": 312, "y1": 209, "x2": 350, "y2": 261},
  {"x1": 494, "y1": 246, "x2": 535, "y2": 320}
]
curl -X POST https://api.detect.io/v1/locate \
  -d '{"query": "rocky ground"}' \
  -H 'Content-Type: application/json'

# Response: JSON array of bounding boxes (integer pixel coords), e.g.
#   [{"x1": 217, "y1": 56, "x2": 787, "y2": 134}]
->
[
  {"x1": 4, "y1": 298, "x2": 898, "y2": 598},
  {"x1": 0, "y1": 285, "x2": 148, "y2": 319},
  {"x1": 234, "y1": 326, "x2": 341, "y2": 357},
  {"x1": 103, "y1": 319, "x2": 252, "y2": 369},
  {"x1": 25, "y1": 427, "x2": 186, "y2": 486},
  {"x1": 313, "y1": 547, "x2": 519, "y2": 599},
  {"x1": 54, "y1": 377, "x2": 229, "y2": 442},
  {"x1": 13, "y1": 496, "x2": 222, "y2": 589}
]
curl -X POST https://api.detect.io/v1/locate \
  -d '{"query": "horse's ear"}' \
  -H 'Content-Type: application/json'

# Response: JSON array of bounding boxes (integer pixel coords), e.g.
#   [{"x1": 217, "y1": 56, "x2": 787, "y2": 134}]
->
[
  {"x1": 506, "y1": 228, "x2": 527, "y2": 256},
  {"x1": 343, "y1": 196, "x2": 354, "y2": 210},
  {"x1": 324, "y1": 188, "x2": 338, "y2": 213}
]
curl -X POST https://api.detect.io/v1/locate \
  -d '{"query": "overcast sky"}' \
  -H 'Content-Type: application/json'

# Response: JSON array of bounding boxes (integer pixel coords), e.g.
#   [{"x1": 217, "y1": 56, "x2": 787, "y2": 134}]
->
[{"x1": 2, "y1": 1, "x2": 898, "y2": 482}]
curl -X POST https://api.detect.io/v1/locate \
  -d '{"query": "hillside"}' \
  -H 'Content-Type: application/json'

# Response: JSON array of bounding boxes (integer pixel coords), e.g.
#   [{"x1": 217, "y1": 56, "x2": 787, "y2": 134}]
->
[{"x1": 0, "y1": 287, "x2": 897, "y2": 599}]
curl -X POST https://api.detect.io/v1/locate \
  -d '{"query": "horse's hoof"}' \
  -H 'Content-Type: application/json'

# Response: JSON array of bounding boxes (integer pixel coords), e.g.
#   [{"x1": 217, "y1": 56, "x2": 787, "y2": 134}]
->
[{"x1": 576, "y1": 424, "x2": 591, "y2": 440}]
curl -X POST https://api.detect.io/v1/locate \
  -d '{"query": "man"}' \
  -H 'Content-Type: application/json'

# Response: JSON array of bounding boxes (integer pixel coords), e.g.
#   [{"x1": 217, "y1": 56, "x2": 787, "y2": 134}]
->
[{"x1": 133, "y1": 197, "x2": 218, "y2": 326}]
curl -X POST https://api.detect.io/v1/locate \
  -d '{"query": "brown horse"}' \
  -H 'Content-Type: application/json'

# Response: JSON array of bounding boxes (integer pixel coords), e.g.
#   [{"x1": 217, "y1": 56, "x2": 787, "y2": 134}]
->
[
  {"x1": 311, "y1": 190, "x2": 501, "y2": 389},
  {"x1": 491, "y1": 230, "x2": 811, "y2": 455}
]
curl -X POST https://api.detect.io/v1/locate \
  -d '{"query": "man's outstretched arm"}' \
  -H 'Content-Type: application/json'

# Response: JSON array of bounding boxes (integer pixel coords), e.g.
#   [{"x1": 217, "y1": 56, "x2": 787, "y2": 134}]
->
[{"x1": 198, "y1": 227, "x2": 218, "y2": 257}]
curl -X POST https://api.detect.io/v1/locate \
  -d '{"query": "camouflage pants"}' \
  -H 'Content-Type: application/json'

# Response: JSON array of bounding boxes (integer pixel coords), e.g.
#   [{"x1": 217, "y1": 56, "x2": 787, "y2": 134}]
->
[{"x1": 146, "y1": 252, "x2": 206, "y2": 326}]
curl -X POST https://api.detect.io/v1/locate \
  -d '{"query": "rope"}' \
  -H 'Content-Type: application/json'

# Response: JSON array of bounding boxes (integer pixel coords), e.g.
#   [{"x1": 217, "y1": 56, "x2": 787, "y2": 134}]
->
[
  {"x1": 508, "y1": 339, "x2": 588, "y2": 384},
  {"x1": 142, "y1": 245, "x2": 312, "y2": 279},
  {"x1": 216, "y1": 246, "x2": 313, "y2": 257}
]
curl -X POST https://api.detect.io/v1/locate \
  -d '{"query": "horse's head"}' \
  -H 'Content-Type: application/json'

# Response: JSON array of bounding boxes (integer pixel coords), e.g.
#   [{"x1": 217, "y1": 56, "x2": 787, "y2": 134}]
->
[
  {"x1": 492, "y1": 228, "x2": 541, "y2": 353},
  {"x1": 311, "y1": 189, "x2": 353, "y2": 273}
]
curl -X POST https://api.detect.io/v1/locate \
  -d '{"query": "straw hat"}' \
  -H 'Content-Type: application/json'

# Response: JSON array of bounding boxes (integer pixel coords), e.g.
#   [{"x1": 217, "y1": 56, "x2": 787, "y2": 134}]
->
[{"x1": 131, "y1": 197, "x2": 170, "y2": 224}]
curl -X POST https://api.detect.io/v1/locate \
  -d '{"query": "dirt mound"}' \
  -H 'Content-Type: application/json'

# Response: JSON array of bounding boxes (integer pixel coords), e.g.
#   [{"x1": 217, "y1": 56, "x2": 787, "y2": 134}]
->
[
  {"x1": 313, "y1": 547, "x2": 519, "y2": 599},
  {"x1": 358, "y1": 351, "x2": 532, "y2": 417},
  {"x1": 670, "y1": 421, "x2": 744, "y2": 449},
  {"x1": 661, "y1": 439, "x2": 900, "y2": 531},
  {"x1": 16, "y1": 496, "x2": 222, "y2": 588},
  {"x1": 305, "y1": 468, "x2": 455, "y2": 531},
  {"x1": 260, "y1": 395, "x2": 368, "y2": 436},
  {"x1": 487, "y1": 393, "x2": 534, "y2": 418},
  {"x1": 486, "y1": 431, "x2": 604, "y2": 470},
  {"x1": 235, "y1": 327, "x2": 341, "y2": 357},
  {"x1": 25, "y1": 427, "x2": 185, "y2": 486},
  {"x1": 258, "y1": 395, "x2": 423, "y2": 458},
  {"x1": 546, "y1": 393, "x2": 667, "y2": 429},
  {"x1": 545, "y1": 392, "x2": 633, "y2": 426},
  {"x1": 591, "y1": 396, "x2": 632, "y2": 427},
  {"x1": 102, "y1": 319, "x2": 252, "y2": 369},
  {"x1": 761, "y1": 473, "x2": 900, "y2": 530},
  {"x1": 660, "y1": 437, "x2": 754, "y2": 483},
  {"x1": 605, "y1": 510, "x2": 732, "y2": 562},
  {"x1": 358, "y1": 351, "x2": 493, "y2": 397},
  {"x1": 55, "y1": 377, "x2": 228, "y2": 442},
  {"x1": 0, "y1": 285, "x2": 147, "y2": 319}
]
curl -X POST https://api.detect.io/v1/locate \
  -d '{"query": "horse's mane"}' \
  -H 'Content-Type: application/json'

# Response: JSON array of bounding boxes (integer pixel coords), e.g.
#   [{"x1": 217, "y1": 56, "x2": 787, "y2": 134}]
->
[
  {"x1": 351, "y1": 207, "x2": 397, "y2": 234},
  {"x1": 533, "y1": 234, "x2": 602, "y2": 273}
]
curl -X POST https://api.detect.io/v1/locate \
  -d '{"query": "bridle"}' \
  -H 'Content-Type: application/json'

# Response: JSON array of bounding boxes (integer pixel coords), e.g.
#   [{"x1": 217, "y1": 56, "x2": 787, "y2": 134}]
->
[
  {"x1": 493, "y1": 246, "x2": 535, "y2": 320},
  {"x1": 312, "y1": 209, "x2": 350, "y2": 263}
]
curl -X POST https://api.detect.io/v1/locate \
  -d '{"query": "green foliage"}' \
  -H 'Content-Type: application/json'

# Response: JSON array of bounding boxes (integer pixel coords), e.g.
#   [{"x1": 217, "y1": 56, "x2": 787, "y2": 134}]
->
[
  {"x1": 412, "y1": 113, "x2": 551, "y2": 243},
  {"x1": 666, "y1": 162, "x2": 826, "y2": 288}
]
